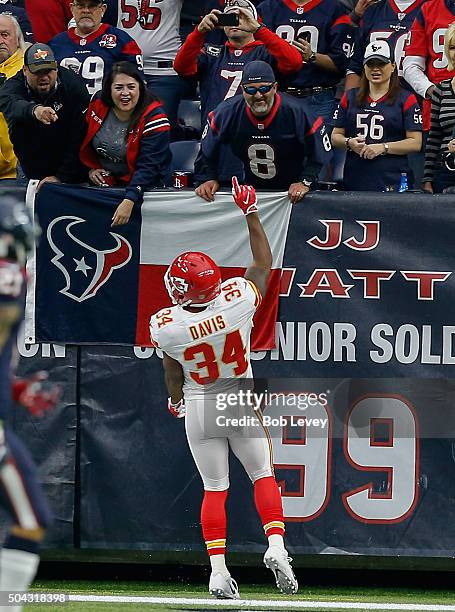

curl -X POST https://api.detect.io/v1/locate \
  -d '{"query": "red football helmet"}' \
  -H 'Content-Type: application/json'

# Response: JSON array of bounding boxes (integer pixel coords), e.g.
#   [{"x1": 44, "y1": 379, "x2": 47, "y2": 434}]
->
[{"x1": 164, "y1": 252, "x2": 222, "y2": 306}]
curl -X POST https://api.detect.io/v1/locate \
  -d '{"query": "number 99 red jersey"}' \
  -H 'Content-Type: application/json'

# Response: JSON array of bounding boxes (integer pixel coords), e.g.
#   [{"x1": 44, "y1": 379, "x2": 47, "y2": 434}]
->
[{"x1": 406, "y1": 0, "x2": 455, "y2": 87}]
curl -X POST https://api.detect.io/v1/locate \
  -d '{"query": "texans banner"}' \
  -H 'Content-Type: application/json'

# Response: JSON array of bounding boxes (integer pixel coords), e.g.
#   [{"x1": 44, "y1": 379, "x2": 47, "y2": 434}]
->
[
  {"x1": 12, "y1": 187, "x2": 455, "y2": 557},
  {"x1": 26, "y1": 184, "x2": 292, "y2": 350}
]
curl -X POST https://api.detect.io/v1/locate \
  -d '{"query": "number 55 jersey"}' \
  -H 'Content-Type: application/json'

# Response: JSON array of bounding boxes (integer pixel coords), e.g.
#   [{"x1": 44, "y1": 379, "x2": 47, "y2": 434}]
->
[
  {"x1": 196, "y1": 92, "x2": 332, "y2": 189},
  {"x1": 150, "y1": 277, "x2": 261, "y2": 400}
]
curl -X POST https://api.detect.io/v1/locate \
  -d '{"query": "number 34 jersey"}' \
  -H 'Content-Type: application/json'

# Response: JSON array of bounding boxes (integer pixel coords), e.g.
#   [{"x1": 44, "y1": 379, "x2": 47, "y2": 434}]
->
[{"x1": 150, "y1": 277, "x2": 261, "y2": 400}]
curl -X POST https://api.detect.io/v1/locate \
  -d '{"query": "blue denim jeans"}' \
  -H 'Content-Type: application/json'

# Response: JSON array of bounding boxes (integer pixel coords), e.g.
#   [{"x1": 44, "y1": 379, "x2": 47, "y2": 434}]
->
[
  {"x1": 299, "y1": 89, "x2": 337, "y2": 181},
  {"x1": 303, "y1": 89, "x2": 338, "y2": 129}
]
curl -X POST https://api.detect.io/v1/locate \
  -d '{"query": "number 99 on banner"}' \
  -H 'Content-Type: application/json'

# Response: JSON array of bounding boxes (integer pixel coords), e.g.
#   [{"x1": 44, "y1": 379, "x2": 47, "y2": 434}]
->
[{"x1": 269, "y1": 396, "x2": 419, "y2": 524}]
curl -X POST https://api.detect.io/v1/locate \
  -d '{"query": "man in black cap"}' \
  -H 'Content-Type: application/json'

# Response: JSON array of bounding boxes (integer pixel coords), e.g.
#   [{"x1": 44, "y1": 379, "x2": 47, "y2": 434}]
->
[
  {"x1": 0, "y1": 42, "x2": 89, "y2": 190},
  {"x1": 195, "y1": 60, "x2": 332, "y2": 202}
]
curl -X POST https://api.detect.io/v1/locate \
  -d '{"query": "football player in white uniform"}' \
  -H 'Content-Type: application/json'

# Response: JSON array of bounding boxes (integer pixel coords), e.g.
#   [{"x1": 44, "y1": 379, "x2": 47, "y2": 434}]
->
[{"x1": 150, "y1": 177, "x2": 298, "y2": 600}]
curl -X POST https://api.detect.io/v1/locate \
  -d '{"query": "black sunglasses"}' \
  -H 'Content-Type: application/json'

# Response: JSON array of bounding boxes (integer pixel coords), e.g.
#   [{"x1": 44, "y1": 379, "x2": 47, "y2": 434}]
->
[{"x1": 242, "y1": 83, "x2": 274, "y2": 95}]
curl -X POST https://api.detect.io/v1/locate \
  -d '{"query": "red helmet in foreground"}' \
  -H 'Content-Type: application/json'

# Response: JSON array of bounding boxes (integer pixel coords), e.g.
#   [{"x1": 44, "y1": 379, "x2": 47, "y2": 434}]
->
[{"x1": 165, "y1": 251, "x2": 222, "y2": 306}]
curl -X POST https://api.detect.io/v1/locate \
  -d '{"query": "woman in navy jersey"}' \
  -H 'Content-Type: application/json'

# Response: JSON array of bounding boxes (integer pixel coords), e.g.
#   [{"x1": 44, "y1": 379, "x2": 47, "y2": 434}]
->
[{"x1": 331, "y1": 40, "x2": 422, "y2": 191}]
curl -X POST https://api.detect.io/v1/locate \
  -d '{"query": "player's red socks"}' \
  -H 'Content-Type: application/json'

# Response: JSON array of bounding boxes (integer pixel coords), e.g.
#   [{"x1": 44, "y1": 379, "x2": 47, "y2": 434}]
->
[
  {"x1": 254, "y1": 476, "x2": 285, "y2": 538},
  {"x1": 201, "y1": 489, "x2": 228, "y2": 556}
]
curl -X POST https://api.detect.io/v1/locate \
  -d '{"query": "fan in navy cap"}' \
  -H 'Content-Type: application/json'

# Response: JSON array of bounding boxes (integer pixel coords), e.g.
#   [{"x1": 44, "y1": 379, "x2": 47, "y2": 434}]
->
[
  {"x1": 241, "y1": 60, "x2": 276, "y2": 85},
  {"x1": 195, "y1": 59, "x2": 332, "y2": 203},
  {"x1": 241, "y1": 61, "x2": 277, "y2": 117}
]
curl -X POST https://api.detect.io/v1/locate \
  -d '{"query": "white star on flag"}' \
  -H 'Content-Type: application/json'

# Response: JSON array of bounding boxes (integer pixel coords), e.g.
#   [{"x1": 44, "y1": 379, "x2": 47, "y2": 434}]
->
[{"x1": 74, "y1": 257, "x2": 92, "y2": 277}]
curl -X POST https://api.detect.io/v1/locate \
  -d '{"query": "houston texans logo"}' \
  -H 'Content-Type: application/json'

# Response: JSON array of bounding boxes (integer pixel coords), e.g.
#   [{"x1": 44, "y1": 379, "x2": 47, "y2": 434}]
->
[
  {"x1": 34, "y1": 48, "x2": 49, "y2": 60},
  {"x1": 47, "y1": 216, "x2": 132, "y2": 302}
]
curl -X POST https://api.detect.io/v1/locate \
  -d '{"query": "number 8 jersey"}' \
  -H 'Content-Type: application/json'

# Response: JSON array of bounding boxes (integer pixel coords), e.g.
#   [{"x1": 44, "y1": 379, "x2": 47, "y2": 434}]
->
[
  {"x1": 150, "y1": 277, "x2": 261, "y2": 400},
  {"x1": 196, "y1": 92, "x2": 332, "y2": 189},
  {"x1": 333, "y1": 87, "x2": 422, "y2": 191}
]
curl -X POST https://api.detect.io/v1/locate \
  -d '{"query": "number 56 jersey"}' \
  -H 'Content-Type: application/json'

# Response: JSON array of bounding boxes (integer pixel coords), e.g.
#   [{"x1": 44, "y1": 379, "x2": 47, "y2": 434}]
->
[{"x1": 150, "y1": 277, "x2": 261, "y2": 400}]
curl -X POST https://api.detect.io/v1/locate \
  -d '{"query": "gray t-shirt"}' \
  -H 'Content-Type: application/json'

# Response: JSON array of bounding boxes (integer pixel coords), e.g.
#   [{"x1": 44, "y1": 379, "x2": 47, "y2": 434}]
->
[{"x1": 92, "y1": 110, "x2": 129, "y2": 176}]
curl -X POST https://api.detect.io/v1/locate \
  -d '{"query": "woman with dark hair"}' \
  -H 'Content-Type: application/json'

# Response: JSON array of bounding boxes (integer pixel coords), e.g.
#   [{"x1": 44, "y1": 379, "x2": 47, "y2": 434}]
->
[
  {"x1": 80, "y1": 61, "x2": 171, "y2": 225},
  {"x1": 331, "y1": 41, "x2": 422, "y2": 191}
]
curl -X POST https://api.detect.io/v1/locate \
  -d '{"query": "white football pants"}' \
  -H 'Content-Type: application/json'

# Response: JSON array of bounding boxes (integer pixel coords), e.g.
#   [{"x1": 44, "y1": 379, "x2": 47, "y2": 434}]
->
[{"x1": 185, "y1": 398, "x2": 274, "y2": 491}]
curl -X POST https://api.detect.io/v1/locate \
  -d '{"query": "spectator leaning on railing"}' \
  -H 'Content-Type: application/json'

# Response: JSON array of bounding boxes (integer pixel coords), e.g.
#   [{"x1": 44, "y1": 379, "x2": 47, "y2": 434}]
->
[
  {"x1": 0, "y1": 42, "x2": 89, "y2": 191},
  {"x1": 80, "y1": 61, "x2": 172, "y2": 226},
  {"x1": 0, "y1": 14, "x2": 27, "y2": 182},
  {"x1": 195, "y1": 61, "x2": 332, "y2": 203}
]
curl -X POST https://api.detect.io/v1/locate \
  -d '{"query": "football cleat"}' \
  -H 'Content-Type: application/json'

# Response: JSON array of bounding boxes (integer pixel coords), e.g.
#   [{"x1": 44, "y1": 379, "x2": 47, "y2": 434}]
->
[
  {"x1": 164, "y1": 252, "x2": 221, "y2": 307},
  {"x1": 263, "y1": 545, "x2": 298, "y2": 595},
  {"x1": 208, "y1": 572, "x2": 240, "y2": 599}
]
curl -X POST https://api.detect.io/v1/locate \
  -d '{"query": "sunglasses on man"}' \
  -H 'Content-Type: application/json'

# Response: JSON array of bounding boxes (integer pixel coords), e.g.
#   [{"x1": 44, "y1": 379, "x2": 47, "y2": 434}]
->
[{"x1": 242, "y1": 83, "x2": 275, "y2": 95}]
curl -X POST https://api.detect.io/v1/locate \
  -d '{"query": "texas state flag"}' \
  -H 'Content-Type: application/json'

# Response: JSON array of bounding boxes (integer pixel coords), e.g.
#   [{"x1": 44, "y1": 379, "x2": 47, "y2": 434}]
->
[{"x1": 26, "y1": 184, "x2": 292, "y2": 350}]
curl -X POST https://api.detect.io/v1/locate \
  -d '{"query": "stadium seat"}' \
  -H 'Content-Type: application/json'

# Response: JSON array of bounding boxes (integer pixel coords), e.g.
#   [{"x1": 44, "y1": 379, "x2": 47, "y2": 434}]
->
[
  {"x1": 169, "y1": 140, "x2": 201, "y2": 174},
  {"x1": 177, "y1": 99, "x2": 202, "y2": 132}
]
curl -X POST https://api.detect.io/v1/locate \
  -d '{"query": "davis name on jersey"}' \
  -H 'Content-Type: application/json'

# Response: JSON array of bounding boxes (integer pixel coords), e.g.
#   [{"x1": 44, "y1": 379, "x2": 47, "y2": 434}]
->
[
  {"x1": 150, "y1": 277, "x2": 261, "y2": 399},
  {"x1": 349, "y1": 0, "x2": 425, "y2": 79},
  {"x1": 49, "y1": 23, "x2": 143, "y2": 95}
]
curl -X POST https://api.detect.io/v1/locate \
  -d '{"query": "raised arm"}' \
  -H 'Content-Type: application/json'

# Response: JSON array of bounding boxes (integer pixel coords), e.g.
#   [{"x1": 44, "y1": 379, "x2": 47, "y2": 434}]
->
[{"x1": 231, "y1": 176, "x2": 272, "y2": 298}]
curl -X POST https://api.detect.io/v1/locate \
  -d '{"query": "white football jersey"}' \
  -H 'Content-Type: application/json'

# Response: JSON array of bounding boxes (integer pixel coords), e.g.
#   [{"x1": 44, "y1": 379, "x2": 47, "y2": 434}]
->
[
  {"x1": 116, "y1": 0, "x2": 183, "y2": 76},
  {"x1": 150, "y1": 277, "x2": 262, "y2": 400}
]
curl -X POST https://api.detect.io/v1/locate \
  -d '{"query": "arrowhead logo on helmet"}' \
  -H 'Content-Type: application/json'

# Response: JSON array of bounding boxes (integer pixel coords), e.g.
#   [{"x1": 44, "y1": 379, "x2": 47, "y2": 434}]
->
[
  {"x1": 164, "y1": 251, "x2": 221, "y2": 307},
  {"x1": 47, "y1": 216, "x2": 132, "y2": 302}
]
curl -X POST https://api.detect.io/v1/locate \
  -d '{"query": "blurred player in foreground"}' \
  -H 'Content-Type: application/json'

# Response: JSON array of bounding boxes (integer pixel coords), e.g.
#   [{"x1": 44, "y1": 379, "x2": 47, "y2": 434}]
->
[
  {"x1": 150, "y1": 178, "x2": 297, "y2": 600},
  {"x1": 0, "y1": 196, "x2": 58, "y2": 612}
]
